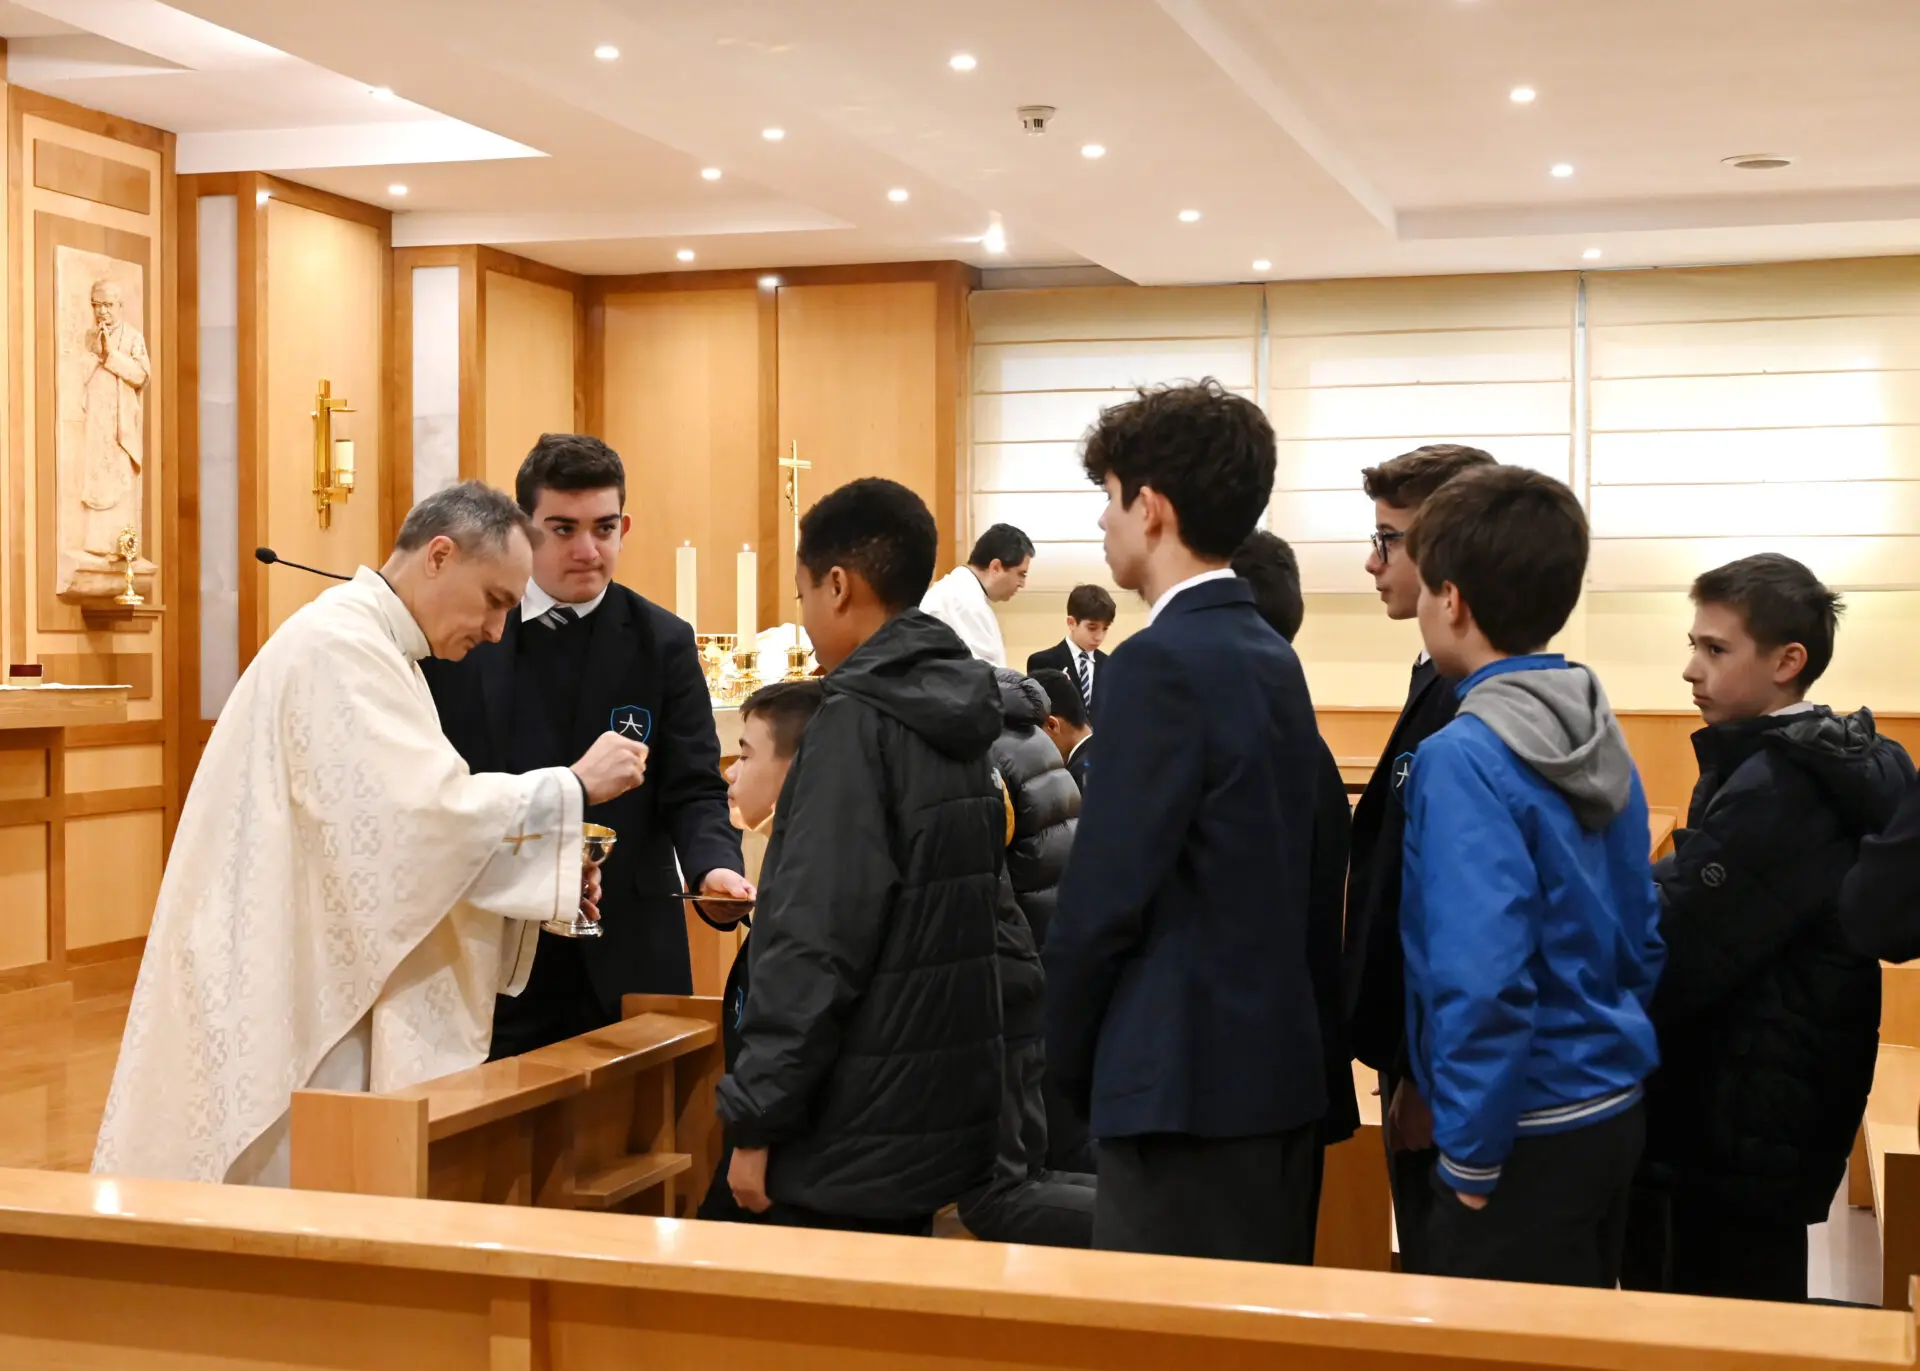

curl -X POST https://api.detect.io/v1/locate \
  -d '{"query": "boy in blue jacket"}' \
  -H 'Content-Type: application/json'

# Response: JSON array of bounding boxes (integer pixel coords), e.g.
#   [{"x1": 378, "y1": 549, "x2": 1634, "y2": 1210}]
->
[{"x1": 1400, "y1": 466, "x2": 1663, "y2": 1288}]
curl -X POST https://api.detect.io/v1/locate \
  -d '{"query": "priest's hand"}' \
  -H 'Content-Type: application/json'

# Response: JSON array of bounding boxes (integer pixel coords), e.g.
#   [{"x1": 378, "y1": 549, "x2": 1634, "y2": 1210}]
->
[
  {"x1": 729, "y1": 1145, "x2": 772, "y2": 1213},
  {"x1": 571, "y1": 732, "x2": 649, "y2": 804},
  {"x1": 694, "y1": 869, "x2": 756, "y2": 925}
]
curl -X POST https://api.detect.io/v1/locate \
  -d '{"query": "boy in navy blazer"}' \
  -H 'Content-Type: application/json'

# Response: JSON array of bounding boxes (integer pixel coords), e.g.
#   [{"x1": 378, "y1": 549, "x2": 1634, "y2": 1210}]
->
[{"x1": 1046, "y1": 380, "x2": 1327, "y2": 1264}]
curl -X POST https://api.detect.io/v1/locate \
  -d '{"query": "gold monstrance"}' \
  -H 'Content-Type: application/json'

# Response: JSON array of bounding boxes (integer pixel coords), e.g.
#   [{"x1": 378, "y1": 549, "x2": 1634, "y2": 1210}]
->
[
  {"x1": 780, "y1": 441, "x2": 813, "y2": 677},
  {"x1": 113, "y1": 526, "x2": 143, "y2": 606}
]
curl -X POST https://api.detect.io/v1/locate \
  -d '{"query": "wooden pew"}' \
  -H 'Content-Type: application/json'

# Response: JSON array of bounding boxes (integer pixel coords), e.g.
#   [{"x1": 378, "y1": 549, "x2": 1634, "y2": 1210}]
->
[
  {"x1": 289, "y1": 996, "x2": 724, "y2": 1217},
  {"x1": 6, "y1": 1168, "x2": 1917, "y2": 1370},
  {"x1": 1862, "y1": 1042, "x2": 1920, "y2": 1310}
]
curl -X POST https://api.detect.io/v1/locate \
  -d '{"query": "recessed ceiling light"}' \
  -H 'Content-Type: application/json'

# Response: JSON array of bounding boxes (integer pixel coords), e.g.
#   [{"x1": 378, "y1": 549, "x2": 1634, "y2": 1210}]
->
[
  {"x1": 1252, "y1": 259, "x2": 1272, "y2": 273},
  {"x1": 762, "y1": 127, "x2": 785, "y2": 142},
  {"x1": 1722, "y1": 153, "x2": 1794, "y2": 171},
  {"x1": 887, "y1": 187, "x2": 910, "y2": 203},
  {"x1": 1582, "y1": 247, "x2": 1602, "y2": 260},
  {"x1": 700, "y1": 167, "x2": 723, "y2": 182},
  {"x1": 676, "y1": 248, "x2": 696, "y2": 262},
  {"x1": 1550, "y1": 162, "x2": 1574, "y2": 178},
  {"x1": 1081, "y1": 143, "x2": 1106, "y2": 160},
  {"x1": 758, "y1": 275, "x2": 781, "y2": 289},
  {"x1": 1509, "y1": 86, "x2": 1536, "y2": 104},
  {"x1": 255, "y1": 189, "x2": 271, "y2": 205},
  {"x1": 949, "y1": 53, "x2": 977, "y2": 71},
  {"x1": 1178, "y1": 208, "x2": 1201, "y2": 223},
  {"x1": 982, "y1": 222, "x2": 1007, "y2": 255},
  {"x1": 388, "y1": 183, "x2": 408, "y2": 197},
  {"x1": 369, "y1": 86, "x2": 395, "y2": 101},
  {"x1": 594, "y1": 43, "x2": 620, "y2": 61}
]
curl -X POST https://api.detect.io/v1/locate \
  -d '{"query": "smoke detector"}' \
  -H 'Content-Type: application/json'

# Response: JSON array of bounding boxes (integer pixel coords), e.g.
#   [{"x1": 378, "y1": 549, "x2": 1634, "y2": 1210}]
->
[
  {"x1": 1722, "y1": 153, "x2": 1794, "y2": 171},
  {"x1": 1018, "y1": 105, "x2": 1056, "y2": 136}
]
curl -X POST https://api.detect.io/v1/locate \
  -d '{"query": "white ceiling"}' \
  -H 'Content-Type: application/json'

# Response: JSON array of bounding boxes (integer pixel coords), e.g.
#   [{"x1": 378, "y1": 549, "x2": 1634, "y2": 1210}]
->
[{"x1": 7, "y1": 0, "x2": 1920, "y2": 283}]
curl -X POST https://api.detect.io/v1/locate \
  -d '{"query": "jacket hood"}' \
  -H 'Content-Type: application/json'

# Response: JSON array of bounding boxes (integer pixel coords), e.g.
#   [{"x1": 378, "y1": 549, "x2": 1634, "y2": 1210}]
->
[
  {"x1": 993, "y1": 668, "x2": 1049, "y2": 731},
  {"x1": 827, "y1": 610, "x2": 1002, "y2": 761},
  {"x1": 1458, "y1": 662, "x2": 1635, "y2": 830},
  {"x1": 1762, "y1": 707, "x2": 1914, "y2": 835}
]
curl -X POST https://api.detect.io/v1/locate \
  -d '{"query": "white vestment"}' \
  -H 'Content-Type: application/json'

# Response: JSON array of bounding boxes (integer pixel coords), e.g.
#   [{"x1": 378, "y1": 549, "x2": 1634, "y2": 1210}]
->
[
  {"x1": 93, "y1": 568, "x2": 583, "y2": 1185},
  {"x1": 920, "y1": 566, "x2": 1006, "y2": 667}
]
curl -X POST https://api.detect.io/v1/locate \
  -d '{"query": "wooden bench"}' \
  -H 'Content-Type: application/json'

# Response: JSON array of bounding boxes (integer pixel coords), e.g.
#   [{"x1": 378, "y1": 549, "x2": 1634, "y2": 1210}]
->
[
  {"x1": 290, "y1": 994, "x2": 724, "y2": 1217},
  {"x1": 1861, "y1": 1042, "x2": 1920, "y2": 1309},
  {"x1": 8, "y1": 1167, "x2": 1919, "y2": 1370}
]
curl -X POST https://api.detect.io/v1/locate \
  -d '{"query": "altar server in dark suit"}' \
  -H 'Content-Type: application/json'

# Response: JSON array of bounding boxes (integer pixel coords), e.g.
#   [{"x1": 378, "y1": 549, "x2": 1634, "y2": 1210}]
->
[
  {"x1": 1027, "y1": 584, "x2": 1115, "y2": 721},
  {"x1": 1034, "y1": 668, "x2": 1095, "y2": 795},
  {"x1": 1047, "y1": 380, "x2": 1325, "y2": 1264},
  {"x1": 423, "y1": 435, "x2": 748, "y2": 1058}
]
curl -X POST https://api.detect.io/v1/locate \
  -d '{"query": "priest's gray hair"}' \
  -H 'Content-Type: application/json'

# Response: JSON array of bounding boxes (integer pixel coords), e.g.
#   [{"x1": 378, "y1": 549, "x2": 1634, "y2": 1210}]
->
[{"x1": 393, "y1": 480, "x2": 536, "y2": 556}]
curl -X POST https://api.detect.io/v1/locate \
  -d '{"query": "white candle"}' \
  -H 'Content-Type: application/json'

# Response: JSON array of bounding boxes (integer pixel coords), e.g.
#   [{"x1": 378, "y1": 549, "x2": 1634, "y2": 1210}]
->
[
  {"x1": 675, "y1": 542, "x2": 698, "y2": 625},
  {"x1": 737, "y1": 544, "x2": 758, "y2": 643}
]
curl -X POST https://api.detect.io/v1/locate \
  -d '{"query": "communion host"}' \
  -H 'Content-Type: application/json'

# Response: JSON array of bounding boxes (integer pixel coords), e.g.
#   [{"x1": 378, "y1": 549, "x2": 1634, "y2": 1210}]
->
[{"x1": 423, "y1": 435, "x2": 748, "y2": 1058}]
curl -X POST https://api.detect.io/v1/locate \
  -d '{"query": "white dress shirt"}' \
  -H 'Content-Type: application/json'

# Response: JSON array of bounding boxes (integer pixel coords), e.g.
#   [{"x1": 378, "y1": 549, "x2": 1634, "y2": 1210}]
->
[
  {"x1": 1146, "y1": 567, "x2": 1237, "y2": 627},
  {"x1": 920, "y1": 565, "x2": 1007, "y2": 667},
  {"x1": 521, "y1": 579, "x2": 609, "y2": 627}
]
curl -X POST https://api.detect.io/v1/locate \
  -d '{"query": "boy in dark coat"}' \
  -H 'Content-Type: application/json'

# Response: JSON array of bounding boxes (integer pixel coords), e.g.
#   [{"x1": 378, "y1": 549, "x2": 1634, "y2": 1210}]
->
[
  {"x1": 1625, "y1": 554, "x2": 1913, "y2": 1301},
  {"x1": 716, "y1": 478, "x2": 1005, "y2": 1234}
]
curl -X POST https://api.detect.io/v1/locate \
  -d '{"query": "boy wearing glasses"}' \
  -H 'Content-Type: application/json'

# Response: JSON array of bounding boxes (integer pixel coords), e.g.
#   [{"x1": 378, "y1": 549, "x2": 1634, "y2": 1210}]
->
[{"x1": 1342, "y1": 443, "x2": 1494, "y2": 1273}]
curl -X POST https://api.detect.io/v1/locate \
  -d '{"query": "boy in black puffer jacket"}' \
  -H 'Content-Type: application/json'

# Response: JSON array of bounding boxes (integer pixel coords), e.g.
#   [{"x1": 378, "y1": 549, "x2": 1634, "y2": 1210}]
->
[
  {"x1": 1624, "y1": 554, "x2": 1913, "y2": 1302},
  {"x1": 716, "y1": 479, "x2": 1004, "y2": 1234},
  {"x1": 956, "y1": 671, "x2": 1097, "y2": 1246}
]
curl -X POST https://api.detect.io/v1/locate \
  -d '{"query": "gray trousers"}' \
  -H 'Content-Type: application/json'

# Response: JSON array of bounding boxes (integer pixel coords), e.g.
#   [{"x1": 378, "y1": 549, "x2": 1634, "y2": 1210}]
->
[
  {"x1": 957, "y1": 1036, "x2": 1097, "y2": 1248},
  {"x1": 1095, "y1": 1122, "x2": 1318, "y2": 1263}
]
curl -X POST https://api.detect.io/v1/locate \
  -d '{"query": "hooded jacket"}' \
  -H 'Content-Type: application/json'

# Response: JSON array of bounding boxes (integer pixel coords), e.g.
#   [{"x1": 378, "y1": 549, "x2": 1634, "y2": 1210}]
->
[
  {"x1": 1402, "y1": 655, "x2": 1664, "y2": 1196},
  {"x1": 989, "y1": 670, "x2": 1081, "y2": 952},
  {"x1": 1647, "y1": 706, "x2": 1912, "y2": 1224},
  {"x1": 715, "y1": 610, "x2": 1005, "y2": 1220}
]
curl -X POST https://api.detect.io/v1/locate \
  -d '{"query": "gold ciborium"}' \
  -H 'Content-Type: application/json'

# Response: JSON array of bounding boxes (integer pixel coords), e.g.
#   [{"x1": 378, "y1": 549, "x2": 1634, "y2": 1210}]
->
[
  {"x1": 695, "y1": 632, "x2": 736, "y2": 701},
  {"x1": 543, "y1": 822, "x2": 614, "y2": 939}
]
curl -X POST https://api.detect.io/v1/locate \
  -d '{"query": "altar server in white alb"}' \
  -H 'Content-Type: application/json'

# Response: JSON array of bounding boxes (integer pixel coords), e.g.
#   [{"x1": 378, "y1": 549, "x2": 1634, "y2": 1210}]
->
[
  {"x1": 93, "y1": 482, "x2": 649, "y2": 1186},
  {"x1": 918, "y1": 523, "x2": 1034, "y2": 668}
]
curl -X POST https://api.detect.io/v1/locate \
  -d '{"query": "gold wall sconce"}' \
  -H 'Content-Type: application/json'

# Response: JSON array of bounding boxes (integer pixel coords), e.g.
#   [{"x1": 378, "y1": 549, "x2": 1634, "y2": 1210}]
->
[{"x1": 312, "y1": 378, "x2": 356, "y2": 528}]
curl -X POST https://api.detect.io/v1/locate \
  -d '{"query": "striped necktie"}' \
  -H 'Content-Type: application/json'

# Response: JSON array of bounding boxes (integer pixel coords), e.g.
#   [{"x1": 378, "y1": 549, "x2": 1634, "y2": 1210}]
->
[
  {"x1": 537, "y1": 604, "x2": 579, "y2": 630},
  {"x1": 1077, "y1": 651, "x2": 1094, "y2": 710}
]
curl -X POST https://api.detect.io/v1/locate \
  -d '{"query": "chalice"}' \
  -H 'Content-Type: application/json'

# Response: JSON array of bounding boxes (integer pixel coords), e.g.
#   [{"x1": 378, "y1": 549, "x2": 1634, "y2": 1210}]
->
[{"x1": 543, "y1": 822, "x2": 615, "y2": 938}]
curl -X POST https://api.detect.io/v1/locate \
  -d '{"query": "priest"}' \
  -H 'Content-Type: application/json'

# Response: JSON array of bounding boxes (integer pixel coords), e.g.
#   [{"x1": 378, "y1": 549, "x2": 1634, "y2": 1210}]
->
[{"x1": 92, "y1": 482, "x2": 649, "y2": 1186}]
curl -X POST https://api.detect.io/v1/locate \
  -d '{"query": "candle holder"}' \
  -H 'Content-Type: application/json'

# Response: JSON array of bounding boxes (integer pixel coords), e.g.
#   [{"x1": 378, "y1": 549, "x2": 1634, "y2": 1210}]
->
[
  {"x1": 311, "y1": 379, "x2": 355, "y2": 529},
  {"x1": 730, "y1": 648, "x2": 762, "y2": 704},
  {"x1": 784, "y1": 643, "x2": 813, "y2": 680}
]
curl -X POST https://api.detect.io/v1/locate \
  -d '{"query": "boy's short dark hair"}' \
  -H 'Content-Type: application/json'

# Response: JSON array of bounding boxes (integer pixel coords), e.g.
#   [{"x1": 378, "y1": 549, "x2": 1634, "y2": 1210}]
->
[
  {"x1": 1692, "y1": 554, "x2": 1843, "y2": 692},
  {"x1": 1031, "y1": 668, "x2": 1087, "y2": 730},
  {"x1": 515, "y1": 433, "x2": 627, "y2": 514},
  {"x1": 968, "y1": 523, "x2": 1035, "y2": 570},
  {"x1": 1231, "y1": 529, "x2": 1303, "y2": 642},
  {"x1": 1361, "y1": 443, "x2": 1496, "y2": 509},
  {"x1": 1081, "y1": 378, "x2": 1275, "y2": 559},
  {"x1": 797, "y1": 477, "x2": 939, "y2": 613},
  {"x1": 1066, "y1": 584, "x2": 1117, "y2": 623},
  {"x1": 1405, "y1": 466, "x2": 1588, "y2": 656},
  {"x1": 740, "y1": 679, "x2": 826, "y2": 759}
]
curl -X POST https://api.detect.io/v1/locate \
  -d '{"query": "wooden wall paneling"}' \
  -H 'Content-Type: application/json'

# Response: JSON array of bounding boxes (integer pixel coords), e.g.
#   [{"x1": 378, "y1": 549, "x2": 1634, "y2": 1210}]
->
[
  {"x1": 583, "y1": 277, "x2": 605, "y2": 438},
  {"x1": 36, "y1": 653, "x2": 152, "y2": 699},
  {"x1": 476, "y1": 248, "x2": 581, "y2": 490},
  {"x1": 173, "y1": 174, "x2": 201, "y2": 821},
  {"x1": 236, "y1": 172, "x2": 268, "y2": 664},
  {"x1": 374, "y1": 203, "x2": 394, "y2": 552},
  {"x1": 931, "y1": 260, "x2": 977, "y2": 570},
  {"x1": 459, "y1": 243, "x2": 483, "y2": 481},
  {"x1": 32, "y1": 141, "x2": 148, "y2": 215},
  {"x1": 6, "y1": 77, "x2": 23, "y2": 665},
  {"x1": 756, "y1": 282, "x2": 780, "y2": 629}
]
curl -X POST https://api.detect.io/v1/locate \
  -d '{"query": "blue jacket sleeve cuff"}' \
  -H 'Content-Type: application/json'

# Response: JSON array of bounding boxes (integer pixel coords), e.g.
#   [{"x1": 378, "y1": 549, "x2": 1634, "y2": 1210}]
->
[{"x1": 1438, "y1": 1153, "x2": 1503, "y2": 1195}]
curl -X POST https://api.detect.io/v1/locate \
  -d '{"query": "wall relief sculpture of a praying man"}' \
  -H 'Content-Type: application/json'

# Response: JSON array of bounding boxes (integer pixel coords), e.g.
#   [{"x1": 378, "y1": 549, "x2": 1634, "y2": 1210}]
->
[{"x1": 79, "y1": 278, "x2": 149, "y2": 558}]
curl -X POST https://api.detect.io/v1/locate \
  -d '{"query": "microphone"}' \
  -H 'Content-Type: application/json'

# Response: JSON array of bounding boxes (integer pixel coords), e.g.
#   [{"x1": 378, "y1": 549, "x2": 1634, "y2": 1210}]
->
[{"x1": 255, "y1": 547, "x2": 350, "y2": 581}]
